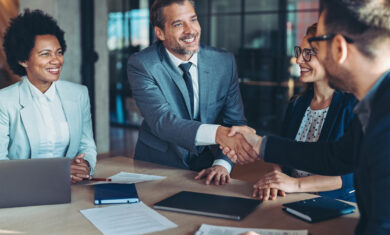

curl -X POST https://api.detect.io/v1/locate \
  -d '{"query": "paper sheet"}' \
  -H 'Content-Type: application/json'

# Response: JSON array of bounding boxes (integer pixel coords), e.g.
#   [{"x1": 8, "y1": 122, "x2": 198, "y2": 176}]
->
[
  {"x1": 88, "y1": 171, "x2": 166, "y2": 185},
  {"x1": 80, "y1": 202, "x2": 177, "y2": 235},
  {"x1": 195, "y1": 224, "x2": 308, "y2": 235}
]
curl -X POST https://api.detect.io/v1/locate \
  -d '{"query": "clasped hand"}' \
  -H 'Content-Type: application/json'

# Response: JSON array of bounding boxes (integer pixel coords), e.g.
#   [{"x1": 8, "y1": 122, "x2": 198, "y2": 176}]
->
[
  {"x1": 70, "y1": 153, "x2": 91, "y2": 183},
  {"x1": 216, "y1": 126, "x2": 262, "y2": 164}
]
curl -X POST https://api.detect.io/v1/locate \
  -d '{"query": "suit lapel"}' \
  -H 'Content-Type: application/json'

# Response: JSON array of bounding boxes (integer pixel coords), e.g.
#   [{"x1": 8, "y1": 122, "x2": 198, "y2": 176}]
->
[
  {"x1": 197, "y1": 47, "x2": 210, "y2": 122},
  {"x1": 56, "y1": 81, "x2": 80, "y2": 158},
  {"x1": 157, "y1": 42, "x2": 192, "y2": 118},
  {"x1": 19, "y1": 80, "x2": 40, "y2": 158}
]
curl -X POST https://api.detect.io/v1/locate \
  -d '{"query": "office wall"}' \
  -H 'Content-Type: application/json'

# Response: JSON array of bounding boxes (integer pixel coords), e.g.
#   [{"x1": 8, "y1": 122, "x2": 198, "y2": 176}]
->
[{"x1": 19, "y1": 0, "x2": 110, "y2": 154}]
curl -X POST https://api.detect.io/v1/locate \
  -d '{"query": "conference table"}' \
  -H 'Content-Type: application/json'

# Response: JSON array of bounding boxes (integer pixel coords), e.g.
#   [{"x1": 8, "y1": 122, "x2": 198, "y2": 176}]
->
[{"x1": 1, "y1": 156, "x2": 359, "y2": 235}]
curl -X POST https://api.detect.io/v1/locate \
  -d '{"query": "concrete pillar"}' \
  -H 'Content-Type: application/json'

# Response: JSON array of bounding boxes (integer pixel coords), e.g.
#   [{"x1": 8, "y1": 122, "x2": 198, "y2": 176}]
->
[{"x1": 18, "y1": 0, "x2": 110, "y2": 154}]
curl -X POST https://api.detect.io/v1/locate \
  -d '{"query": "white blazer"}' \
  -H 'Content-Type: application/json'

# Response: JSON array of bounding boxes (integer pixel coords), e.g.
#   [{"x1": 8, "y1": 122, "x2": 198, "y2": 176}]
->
[{"x1": 0, "y1": 79, "x2": 96, "y2": 172}]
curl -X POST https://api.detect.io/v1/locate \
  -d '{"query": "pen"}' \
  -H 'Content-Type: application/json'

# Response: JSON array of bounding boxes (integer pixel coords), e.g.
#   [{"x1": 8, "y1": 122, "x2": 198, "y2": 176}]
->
[{"x1": 90, "y1": 178, "x2": 112, "y2": 182}]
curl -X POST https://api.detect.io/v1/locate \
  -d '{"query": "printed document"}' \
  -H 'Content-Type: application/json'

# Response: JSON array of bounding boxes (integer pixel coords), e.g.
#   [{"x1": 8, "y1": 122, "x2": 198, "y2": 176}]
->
[
  {"x1": 88, "y1": 171, "x2": 166, "y2": 185},
  {"x1": 80, "y1": 202, "x2": 177, "y2": 235},
  {"x1": 195, "y1": 224, "x2": 308, "y2": 235}
]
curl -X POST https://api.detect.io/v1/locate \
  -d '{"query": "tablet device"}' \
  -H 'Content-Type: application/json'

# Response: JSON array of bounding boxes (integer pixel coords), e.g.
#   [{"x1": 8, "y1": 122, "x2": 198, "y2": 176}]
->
[{"x1": 154, "y1": 191, "x2": 261, "y2": 220}]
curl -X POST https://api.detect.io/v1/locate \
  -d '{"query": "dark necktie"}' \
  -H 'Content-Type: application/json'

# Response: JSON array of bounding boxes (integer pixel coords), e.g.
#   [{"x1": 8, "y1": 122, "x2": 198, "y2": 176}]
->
[{"x1": 179, "y1": 62, "x2": 194, "y2": 118}]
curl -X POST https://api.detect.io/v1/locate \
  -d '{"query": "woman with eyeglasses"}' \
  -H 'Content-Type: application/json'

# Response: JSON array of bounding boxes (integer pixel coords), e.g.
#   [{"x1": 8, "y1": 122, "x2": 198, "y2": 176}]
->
[{"x1": 252, "y1": 23, "x2": 357, "y2": 202}]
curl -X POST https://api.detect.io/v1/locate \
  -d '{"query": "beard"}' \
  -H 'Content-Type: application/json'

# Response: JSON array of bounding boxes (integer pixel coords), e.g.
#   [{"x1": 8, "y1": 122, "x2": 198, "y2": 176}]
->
[
  {"x1": 169, "y1": 33, "x2": 200, "y2": 56},
  {"x1": 323, "y1": 48, "x2": 355, "y2": 93}
]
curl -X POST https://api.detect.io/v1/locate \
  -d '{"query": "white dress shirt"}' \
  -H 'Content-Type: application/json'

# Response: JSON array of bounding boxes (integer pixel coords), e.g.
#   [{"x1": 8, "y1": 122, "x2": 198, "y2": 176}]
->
[
  {"x1": 27, "y1": 79, "x2": 70, "y2": 158},
  {"x1": 165, "y1": 49, "x2": 231, "y2": 172}
]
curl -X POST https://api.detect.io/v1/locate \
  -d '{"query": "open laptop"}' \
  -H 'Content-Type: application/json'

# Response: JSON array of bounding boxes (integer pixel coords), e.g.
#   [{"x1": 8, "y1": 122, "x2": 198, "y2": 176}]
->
[{"x1": 0, "y1": 157, "x2": 71, "y2": 208}]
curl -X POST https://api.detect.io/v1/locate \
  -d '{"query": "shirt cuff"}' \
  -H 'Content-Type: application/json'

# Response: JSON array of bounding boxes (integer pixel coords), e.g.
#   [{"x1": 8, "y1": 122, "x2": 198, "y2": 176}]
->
[
  {"x1": 259, "y1": 136, "x2": 268, "y2": 160},
  {"x1": 195, "y1": 124, "x2": 220, "y2": 146},
  {"x1": 212, "y1": 159, "x2": 232, "y2": 173}
]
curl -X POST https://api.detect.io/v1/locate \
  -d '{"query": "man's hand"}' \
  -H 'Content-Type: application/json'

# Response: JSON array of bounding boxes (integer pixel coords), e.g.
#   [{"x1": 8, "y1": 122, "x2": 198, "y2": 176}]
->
[
  {"x1": 70, "y1": 153, "x2": 91, "y2": 183},
  {"x1": 219, "y1": 126, "x2": 262, "y2": 164},
  {"x1": 253, "y1": 170, "x2": 300, "y2": 197},
  {"x1": 194, "y1": 165, "x2": 231, "y2": 185},
  {"x1": 216, "y1": 126, "x2": 258, "y2": 164}
]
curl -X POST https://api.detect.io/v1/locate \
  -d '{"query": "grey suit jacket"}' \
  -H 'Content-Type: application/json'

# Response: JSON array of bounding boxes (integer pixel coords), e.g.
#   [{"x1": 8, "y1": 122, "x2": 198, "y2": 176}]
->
[
  {"x1": 0, "y1": 79, "x2": 97, "y2": 173},
  {"x1": 127, "y1": 42, "x2": 246, "y2": 170}
]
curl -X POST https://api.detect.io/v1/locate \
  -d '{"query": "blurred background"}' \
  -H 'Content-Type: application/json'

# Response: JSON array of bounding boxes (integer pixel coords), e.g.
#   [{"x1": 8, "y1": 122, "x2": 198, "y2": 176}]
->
[{"x1": 0, "y1": 0, "x2": 320, "y2": 163}]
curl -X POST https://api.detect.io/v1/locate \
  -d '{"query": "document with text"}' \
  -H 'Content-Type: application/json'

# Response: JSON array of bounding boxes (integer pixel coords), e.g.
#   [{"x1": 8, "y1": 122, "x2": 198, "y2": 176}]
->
[
  {"x1": 80, "y1": 202, "x2": 177, "y2": 235},
  {"x1": 87, "y1": 171, "x2": 166, "y2": 185},
  {"x1": 195, "y1": 224, "x2": 308, "y2": 235}
]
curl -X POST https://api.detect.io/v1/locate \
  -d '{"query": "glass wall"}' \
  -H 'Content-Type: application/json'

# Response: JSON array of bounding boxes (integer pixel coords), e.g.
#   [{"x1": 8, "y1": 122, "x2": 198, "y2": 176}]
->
[
  {"x1": 195, "y1": 0, "x2": 319, "y2": 134},
  {"x1": 108, "y1": 0, "x2": 150, "y2": 127}
]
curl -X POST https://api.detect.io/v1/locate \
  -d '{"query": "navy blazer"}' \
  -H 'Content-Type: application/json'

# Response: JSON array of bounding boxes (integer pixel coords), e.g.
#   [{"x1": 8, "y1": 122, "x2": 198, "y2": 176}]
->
[
  {"x1": 280, "y1": 89, "x2": 357, "y2": 201},
  {"x1": 264, "y1": 72, "x2": 390, "y2": 234}
]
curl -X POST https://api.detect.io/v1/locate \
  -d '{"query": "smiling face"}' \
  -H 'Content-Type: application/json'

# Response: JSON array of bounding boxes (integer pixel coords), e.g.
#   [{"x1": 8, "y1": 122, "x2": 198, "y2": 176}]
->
[
  {"x1": 296, "y1": 35, "x2": 326, "y2": 84},
  {"x1": 20, "y1": 34, "x2": 64, "y2": 92},
  {"x1": 154, "y1": 1, "x2": 201, "y2": 61}
]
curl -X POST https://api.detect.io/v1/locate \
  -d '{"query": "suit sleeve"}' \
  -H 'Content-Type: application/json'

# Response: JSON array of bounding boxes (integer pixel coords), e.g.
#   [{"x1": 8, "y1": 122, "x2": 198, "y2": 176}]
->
[
  {"x1": 264, "y1": 117, "x2": 360, "y2": 176},
  {"x1": 77, "y1": 87, "x2": 97, "y2": 174},
  {"x1": 215, "y1": 54, "x2": 246, "y2": 165},
  {"x1": 364, "y1": 111, "x2": 390, "y2": 234},
  {"x1": 127, "y1": 55, "x2": 201, "y2": 153},
  {"x1": 0, "y1": 100, "x2": 10, "y2": 160}
]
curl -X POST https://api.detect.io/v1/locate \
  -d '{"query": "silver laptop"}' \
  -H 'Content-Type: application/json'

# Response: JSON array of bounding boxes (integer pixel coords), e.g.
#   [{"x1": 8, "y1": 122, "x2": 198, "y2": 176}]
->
[{"x1": 0, "y1": 157, "x2": 71, "y2": 208}]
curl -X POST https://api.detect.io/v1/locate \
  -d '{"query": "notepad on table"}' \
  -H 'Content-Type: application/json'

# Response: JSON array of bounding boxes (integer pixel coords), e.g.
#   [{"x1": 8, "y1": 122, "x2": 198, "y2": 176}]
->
[
  {"x1": 94, "y1": 183, "x2": 139, "y2": 205},
  {"x1": 282, "y1": 196, "x2": 356, "y2": 223},
  {"x1": 154, "y1": 191, "x2": 261, "y2": 221}
]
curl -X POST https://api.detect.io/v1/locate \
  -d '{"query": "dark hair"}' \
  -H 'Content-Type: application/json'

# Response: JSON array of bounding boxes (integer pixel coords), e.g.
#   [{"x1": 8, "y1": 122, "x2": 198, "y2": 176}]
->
[
  {"x1": 322, "y1": 0, "x2": 390, "y2": 58},
  {"x1": 150, "y1": 0, "x2": 195, "y2": 29},
  {"x1": 3, "y1": 9, "x2": 67, "y2": 76},
  {"x1": 306, "y1": 23, "x2": 317, "y2": 37}
]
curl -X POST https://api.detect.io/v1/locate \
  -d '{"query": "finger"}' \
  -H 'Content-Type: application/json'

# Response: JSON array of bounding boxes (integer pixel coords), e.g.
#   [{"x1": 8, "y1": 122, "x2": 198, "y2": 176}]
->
[
  {"x1": 70, "y1": 174, "x2": 83, "y2": 183},
  {"x1": 270, "y1": 188, "x2": 278, "y2": 200},
  {"x1": 72, "y1": 153, "x2": 85, "y2": 164},
  {"x1": 205, "y1": 171, "x2": 217, "y2": 185},
  {"x1": 214, "y1": 173, "x2": 221, "y2": 186},
  {"x1": 70, "y1": 165, "x2": 89, "y2": 175},
  {"x1": 75, "y1": 173, "x2": 90, "y2": 179},
  {"x1": 222, "y1": 147, "x2": 232, "y2": 155},
  {"x1": 258, "y1": 188, "x2": 264, "y2": 200},
  {"x1": 226, "y1": 174, "x2": 231, "y2": 184},
  {"x1": 263, "y1": 188, "x2": 270, "y2": 201},
  {"x1": 252, "y1": 187, "x2": 259, "y2": 198},
  {"x1": 194, "y1": 169, "x2": 206, "y2": 180},
  {"x1": 279, "y1": 190, "x2": 286, "y2": 197}
]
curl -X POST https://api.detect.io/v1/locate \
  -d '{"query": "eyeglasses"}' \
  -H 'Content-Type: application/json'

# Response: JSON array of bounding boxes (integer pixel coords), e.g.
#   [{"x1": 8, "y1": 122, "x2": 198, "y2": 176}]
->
[
  {"x1": 308, "y1": 34, "x2": 354, "y2": 53},
  {"x1": 294, "y1": 46, "x2": 314, "y2": 62}
]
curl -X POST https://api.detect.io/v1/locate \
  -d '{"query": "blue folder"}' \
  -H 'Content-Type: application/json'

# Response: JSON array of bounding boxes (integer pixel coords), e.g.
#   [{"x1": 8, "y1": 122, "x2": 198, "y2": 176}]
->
[
  {"x1": 282, "y1": 196, "x2": 356, "y2": 223},
  {"x1": 94, "y1": 183, "x2": 139, "y2": 205}
]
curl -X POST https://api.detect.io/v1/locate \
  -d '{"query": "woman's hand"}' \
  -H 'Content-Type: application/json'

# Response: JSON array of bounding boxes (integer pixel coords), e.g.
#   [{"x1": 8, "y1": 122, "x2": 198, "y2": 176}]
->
[
  {"x1": 70, "y1": 153, "x2": 91, "y2": 183},
  {"x1": 253, "y1": 170, "x2": 301, "y2": 200}
]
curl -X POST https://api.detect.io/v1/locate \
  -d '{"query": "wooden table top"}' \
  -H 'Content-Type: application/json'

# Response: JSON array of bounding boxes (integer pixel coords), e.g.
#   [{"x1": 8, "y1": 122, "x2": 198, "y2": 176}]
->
[{"x1": 0, "y1": 157, "x2": 359, "y2": 235}]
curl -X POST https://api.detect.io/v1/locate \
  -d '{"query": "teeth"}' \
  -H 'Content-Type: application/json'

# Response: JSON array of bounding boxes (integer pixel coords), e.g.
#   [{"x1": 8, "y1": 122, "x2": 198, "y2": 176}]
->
[
  {"x1": 48, "y1": 68, "x2": 59, "y2": 72},
  {"x1": 183, "y1": 37, "x2": 194, "y2": 43},
  {"x1": 301, "y1": 68, "x2": 311, "y2": 72}
]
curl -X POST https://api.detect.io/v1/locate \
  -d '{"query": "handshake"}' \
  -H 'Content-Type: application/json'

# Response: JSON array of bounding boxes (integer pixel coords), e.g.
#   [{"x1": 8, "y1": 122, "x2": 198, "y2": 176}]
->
[{"x1": 215, "y1": 126, "x2": 263, "y2": 164}]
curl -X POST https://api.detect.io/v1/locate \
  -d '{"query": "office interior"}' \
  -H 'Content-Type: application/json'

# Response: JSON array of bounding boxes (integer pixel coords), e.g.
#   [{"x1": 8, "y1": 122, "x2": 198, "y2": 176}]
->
[{"x1": 0, "y1": 0, "x2": 320, "y2": 180}]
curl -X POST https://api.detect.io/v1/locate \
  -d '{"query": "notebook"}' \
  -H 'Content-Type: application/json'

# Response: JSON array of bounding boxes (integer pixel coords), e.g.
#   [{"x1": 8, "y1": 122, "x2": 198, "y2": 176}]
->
[
  {"x1": 153, "y1": 191, "x2": 261, "y2": 220},
  {"x1": 282, "y1": 196, "x2": 356, "y2": 223},
  {"x1": 0, "y1": 158, "x2": 71, "y2": 208},
  {"x1": 94, "y1": 183, "x2": 139, "y2": 205}
]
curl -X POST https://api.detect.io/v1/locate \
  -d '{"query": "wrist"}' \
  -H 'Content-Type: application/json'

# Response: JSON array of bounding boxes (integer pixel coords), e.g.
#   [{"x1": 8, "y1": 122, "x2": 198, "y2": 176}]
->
[
  {"x1": 295, "y1": 178, "x2": 302, "y2": 192},
  {"x1": 215, "y1": 126, "x2": 227, "y2": 144}
]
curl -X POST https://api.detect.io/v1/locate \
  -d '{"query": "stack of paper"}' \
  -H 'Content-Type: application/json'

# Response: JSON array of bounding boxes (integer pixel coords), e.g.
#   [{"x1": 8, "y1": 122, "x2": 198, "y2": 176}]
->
[
  {"x1": 195, "y1": 224, "x2": 308, "y2": 235},
  {"x1": 81, "y1": 202, "x2": 177, "y2": 235}
]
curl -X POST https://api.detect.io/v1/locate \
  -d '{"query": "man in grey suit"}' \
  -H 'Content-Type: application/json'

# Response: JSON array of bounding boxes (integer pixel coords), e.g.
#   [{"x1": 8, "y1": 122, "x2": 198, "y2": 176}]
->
[{"x1": 127, "y1": 0, "x2": 257, "y2": 185}]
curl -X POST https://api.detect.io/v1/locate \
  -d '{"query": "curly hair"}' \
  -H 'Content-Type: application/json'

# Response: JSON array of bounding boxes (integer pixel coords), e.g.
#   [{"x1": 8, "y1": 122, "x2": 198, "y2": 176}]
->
[{"x1": 3, "y1": 9, "x2": 67, "y2": 76}]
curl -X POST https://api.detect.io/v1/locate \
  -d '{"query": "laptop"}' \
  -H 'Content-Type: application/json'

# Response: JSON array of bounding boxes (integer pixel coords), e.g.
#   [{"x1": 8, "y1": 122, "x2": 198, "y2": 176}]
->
[{"x1": 0, "y1": 157, "x2": 71, "y2": 208}]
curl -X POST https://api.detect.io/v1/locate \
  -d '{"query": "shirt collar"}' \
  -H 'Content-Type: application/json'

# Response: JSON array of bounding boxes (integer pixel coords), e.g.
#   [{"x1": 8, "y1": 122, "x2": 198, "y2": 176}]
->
[
  {"x1": 27, "y1": 79, "x2": 57, "y2": 101},
  {"x1": 165, "y1": 48, "x2": 198, "y2": 69},
  {"x1": 353, "y1": 70, "x2": 390, "y2": 133}
]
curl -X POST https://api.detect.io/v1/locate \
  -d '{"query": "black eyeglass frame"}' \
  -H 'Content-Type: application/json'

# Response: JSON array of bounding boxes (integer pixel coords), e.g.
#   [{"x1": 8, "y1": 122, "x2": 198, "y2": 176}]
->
[
  {"x1": 294, "y1": 46, "x2": 314, "y2": 62},
  {"x1": 308, "y1": 34, "x2": 354, "y2": 53}
]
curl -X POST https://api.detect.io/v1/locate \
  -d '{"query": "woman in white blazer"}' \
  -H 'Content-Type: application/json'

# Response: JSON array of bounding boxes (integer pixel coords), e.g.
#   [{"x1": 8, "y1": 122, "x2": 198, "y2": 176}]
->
[{"x1": 1, "y1": 9, "x2": 96, "y2": 183}]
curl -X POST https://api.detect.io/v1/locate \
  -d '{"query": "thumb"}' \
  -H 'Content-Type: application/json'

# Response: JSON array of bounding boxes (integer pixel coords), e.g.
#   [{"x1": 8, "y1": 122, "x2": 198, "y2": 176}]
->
[{"x1": 227, "y1": 127, "x2": 238, "y2": 137}]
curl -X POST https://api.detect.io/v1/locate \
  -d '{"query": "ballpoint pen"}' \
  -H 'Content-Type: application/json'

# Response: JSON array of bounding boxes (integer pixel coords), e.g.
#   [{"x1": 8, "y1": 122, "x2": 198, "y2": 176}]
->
[{"x1": 89, "y1": 178, "x2": 112, "y2": 182}]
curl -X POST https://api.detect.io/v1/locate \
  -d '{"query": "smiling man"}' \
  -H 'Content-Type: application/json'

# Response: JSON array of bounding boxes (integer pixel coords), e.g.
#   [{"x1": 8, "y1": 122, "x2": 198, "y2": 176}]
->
[{"x1": 127, "y1": 0, "x2": 257, "y2": 185}]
